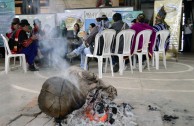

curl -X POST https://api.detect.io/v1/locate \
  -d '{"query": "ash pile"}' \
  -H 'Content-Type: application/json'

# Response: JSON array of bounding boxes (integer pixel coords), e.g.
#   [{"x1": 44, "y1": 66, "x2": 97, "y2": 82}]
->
[{"x1": 64, "y1": 88, "x2": 137, "y2": 126}]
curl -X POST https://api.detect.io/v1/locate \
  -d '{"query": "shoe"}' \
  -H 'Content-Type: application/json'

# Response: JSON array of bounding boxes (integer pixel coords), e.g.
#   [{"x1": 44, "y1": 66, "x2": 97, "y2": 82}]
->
[
  {"x1": 123, "y1": 65, "x2": 128, "y2": 71},
  {"x1": 87, "y1": 57, "x2": 92, "y2": 63},
  {"x1": 29, "y1": 65, "x2": 39, "y2": 71},
  {"x1": 143, "y1": 62, "x2": 147, "y2": 69},
  {"x1": 66, "y1": 52, "x2": 77, "y2": 59},
  {"x1": 113, "y1": 63, "x2": 119, "y2": 73}
]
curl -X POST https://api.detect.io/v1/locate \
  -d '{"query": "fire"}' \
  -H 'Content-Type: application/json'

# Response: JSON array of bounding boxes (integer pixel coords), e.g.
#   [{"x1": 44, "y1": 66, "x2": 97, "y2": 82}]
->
[{"x1": 85, "y1": 105, "x2": 108, "y2": 122}]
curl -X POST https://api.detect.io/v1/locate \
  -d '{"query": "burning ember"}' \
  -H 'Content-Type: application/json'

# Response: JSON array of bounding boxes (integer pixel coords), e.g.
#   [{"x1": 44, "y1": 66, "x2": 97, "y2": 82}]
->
[{"x1": 63, "y1": 88, "x2": 137, "y2": 126}]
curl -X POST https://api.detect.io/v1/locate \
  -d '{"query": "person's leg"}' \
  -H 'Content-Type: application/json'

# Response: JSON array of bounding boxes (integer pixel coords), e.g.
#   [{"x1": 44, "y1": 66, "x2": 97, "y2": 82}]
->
[
  {"x1": 80, "y1": 47, "x2": 91, "y2": 69},
  {"x1": 188, "y1": 34, "x2": 192, "y2": 52},
  {"x1": 184, "y1": 34, "x2": 189, "y2": 52},
  {"x1": 73, "y1": 44, "x2": 86, "y2": 55},
  {"x1": 67, "y1": 44, "x2": 85, "y2": 58},
  {"x1": 20, "y1": 42, "x2": 38, "y2": 71}
]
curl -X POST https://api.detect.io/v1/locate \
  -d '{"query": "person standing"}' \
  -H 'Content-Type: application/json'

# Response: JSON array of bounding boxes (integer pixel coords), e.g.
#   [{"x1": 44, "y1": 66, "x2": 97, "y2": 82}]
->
[{"x1": 184, "y1": 18, "x2": 193, "y2": 52}]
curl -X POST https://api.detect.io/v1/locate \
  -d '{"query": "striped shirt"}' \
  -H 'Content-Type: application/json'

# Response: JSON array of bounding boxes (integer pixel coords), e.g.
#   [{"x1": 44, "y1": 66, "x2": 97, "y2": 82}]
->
[{"x1": 153, "y1": 23, "x2": 170, "y2": 51}]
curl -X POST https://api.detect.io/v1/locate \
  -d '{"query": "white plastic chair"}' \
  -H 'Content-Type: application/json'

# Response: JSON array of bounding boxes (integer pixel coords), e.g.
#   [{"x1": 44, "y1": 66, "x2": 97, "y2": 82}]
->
[
  {"x1": 112, "y1": 29, "x2": 135, "y2": 75},
  {"x1": 1, "y1": 34, "x2": 27, "y2": 74},
  {"x1": 84, "y1": 29, "x2": 116, "y2": 78},
  {"x1": 152, "y1": 30, "x2": 170, "y2": 70},
  {"x1": 133, "y1": 29, "x2": 152, "y2": 72}
]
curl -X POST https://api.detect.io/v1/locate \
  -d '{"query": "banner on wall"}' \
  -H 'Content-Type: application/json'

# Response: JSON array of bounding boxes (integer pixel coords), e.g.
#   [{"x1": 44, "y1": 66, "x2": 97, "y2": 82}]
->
[
  {"x1": 115, "y1": 11, "x2": 143, "y2": 27},
  {"x1": 57, "y1": 11, "x2": 85, "y2": 31},
  {"x1": 154, "y1": 0, "x2": 182, "y2": 51},
  {"x1": 83, "y1": 7, "x2": 133, "y2": 32},
  {"x1": 16, "y1": 14, "x2": 56, "y2": 31},
  {"x1": 60, "y1": 7, "x2": 133, "y2": 33},
  {"x1": 0, "y1": 0, "x2": 15, "y2": 47}
]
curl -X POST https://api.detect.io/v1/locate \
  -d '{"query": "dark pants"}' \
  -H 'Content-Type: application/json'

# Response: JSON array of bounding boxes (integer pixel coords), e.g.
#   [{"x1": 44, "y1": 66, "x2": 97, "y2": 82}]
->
[
  {"x1": 184, "y1": 34, "x2": 192, "y2": 52},
  {"x1": 20, "y1": 42, "x2": 37, "y2": 65}
]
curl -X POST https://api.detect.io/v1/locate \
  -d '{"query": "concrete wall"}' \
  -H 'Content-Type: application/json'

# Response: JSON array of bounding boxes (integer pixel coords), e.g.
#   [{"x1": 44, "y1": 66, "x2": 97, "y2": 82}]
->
[
  {"x1": 141, "y1": 3, "x2": 154, "y2": 22},
  {"x1": 41, "y1": 0, "x2": 119, "y2": 13}
]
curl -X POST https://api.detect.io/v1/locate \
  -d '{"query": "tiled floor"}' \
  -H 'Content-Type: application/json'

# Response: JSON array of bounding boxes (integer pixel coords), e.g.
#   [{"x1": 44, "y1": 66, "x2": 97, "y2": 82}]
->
[{"x1": 0, "y1": 53, "x2": 194, "y2": 126}]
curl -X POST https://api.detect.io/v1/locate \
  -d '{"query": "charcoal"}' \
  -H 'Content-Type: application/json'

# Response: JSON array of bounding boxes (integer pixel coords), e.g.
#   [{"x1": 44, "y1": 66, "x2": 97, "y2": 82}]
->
[
  {"x1": 112, "y1": 107, "x2": 117, "y2": 115},
  {"x1": 95, "y1": 102, "x2": 105, "y2": 114},
  {"x1": 163, "y1": 115, "x2": 179, "y2": 122},
  {"x1": 109, "y1": 117, "x2": 115, "y2": 124},
  {"x1": 148, "y1": 105, "x2": 158, "y2": 111}
]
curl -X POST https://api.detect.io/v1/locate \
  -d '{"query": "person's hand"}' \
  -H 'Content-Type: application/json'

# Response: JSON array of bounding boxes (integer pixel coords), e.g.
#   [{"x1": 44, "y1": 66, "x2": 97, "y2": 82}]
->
[
  {"x1": 82, "y1": 31, "x2": 86, "y2": 35},
  {"x1": 82, "y1": 31, "x2": 87, "y2": 38},
  {"x1": 31, "y1": 35, "x2": 38, "y2": 40},
  {"x1": 85, "y1": 42, "x2": 89, "y2": 47}
]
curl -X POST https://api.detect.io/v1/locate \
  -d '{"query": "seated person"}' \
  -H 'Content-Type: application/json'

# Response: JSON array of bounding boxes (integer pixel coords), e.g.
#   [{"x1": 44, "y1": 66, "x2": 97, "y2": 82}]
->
[
  {"x1": 66, "y1": 23, "x2": 82, "y2": 53},
  {"x1": 17, "y1": 19, "x2": 38, "y2": 71},
  {"x1": 96, "y1": 12, "x2": 111, "y2": 32},
  {"x1": 130, "y1": 13, "x2": 156, "y2": 59},
  {"x1": 109, "y1": 13, "x2": 129, "y2": 72},
  {"x1": 6, "y1": 18, "x2": 20, "y2": 39},
  {"x1": 153, "y1": 6, "x2": 170, "y2": 52},
  {"x1": 32, "y1": 19, "x2": 44, "y2": 58},
  {"x1": 66, "y1": 23, "x2": 98, "y2": 69},
  {"x1": 39, "y1": 24, "x2": 53, "y2": 66}
]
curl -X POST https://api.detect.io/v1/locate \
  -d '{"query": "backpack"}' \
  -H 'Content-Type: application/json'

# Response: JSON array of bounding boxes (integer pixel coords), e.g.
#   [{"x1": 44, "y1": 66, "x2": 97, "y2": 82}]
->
[{"x1": 8, "y1": 29, "x2": 22, "y2": 53}]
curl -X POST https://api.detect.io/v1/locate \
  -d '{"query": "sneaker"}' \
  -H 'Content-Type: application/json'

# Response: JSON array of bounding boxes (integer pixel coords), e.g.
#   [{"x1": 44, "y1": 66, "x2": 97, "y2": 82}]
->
[
  {"x1": 29, "y1": 65, "x2": 39, "y2": 71},
  {"x1": 66, "y1": 52, "x2": 77, "y2": 59}
]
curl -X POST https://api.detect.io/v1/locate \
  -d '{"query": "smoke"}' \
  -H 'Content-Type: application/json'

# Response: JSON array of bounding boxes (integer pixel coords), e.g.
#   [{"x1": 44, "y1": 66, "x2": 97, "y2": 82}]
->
[{"x1": 39, "y1": 26, "x2": 70, "y2": 71}]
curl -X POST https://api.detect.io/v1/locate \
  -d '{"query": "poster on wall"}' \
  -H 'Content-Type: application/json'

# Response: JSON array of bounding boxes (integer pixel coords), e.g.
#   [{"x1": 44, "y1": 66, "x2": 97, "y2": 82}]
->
[
  {"x1": 154, "y1": 0, "x2": 182, "y2": 52},
  {"x1": 57, "y1": 11, "x2": 85, "y2": 31},
  {"x1": 115, "y1": 11, "x2": 143, "y2": 27},
  {"x1": 16, "y1": 14, "x2": 56, "y2": 31},
  {"x1": 0, "y1": 0, "x2": 15, "y2": 47},
  {"x1": 62, "y1": 7, "x2": 133, "y2": 33},
  {"x1": 83, "y1": 7, "x2": 133, "y2": 32}
]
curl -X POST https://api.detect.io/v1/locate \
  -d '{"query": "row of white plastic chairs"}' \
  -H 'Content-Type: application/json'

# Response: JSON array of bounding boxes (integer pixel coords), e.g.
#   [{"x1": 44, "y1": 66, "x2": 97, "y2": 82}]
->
[
  {"x1": 84, "y1": 29, "x2": 170, "y2": 78},
  {"x1": 1, "y1": 28, "x2": 169, "y2": 76}
]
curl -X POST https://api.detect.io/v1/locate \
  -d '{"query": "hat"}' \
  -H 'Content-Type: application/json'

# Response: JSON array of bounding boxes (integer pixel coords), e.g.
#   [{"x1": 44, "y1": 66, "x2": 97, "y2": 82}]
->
[
  {"x1": 20, "y1": 19, "x2": 30, "y2": 26},
  {"x1": 156, "y1": 6, "x2": 166, "y2": 20},
  {"x1": 33, "y1": 19, "x2": 41, "y2": 25},
  {"x1": 12, "y1": 18, "x2": 20, "y2": 24},
  {"x1": 155, "y1": 6, "x2": 169, "y2": 29},
  {"x1": 96, "y1": 12, "x2": 106, "y2": 18},
  {"x1": 102, "y1": 14, "x2": 107, "y2": 19}
]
